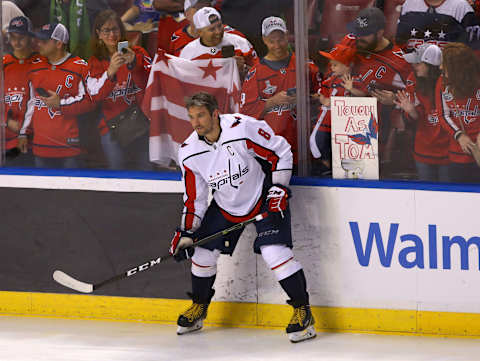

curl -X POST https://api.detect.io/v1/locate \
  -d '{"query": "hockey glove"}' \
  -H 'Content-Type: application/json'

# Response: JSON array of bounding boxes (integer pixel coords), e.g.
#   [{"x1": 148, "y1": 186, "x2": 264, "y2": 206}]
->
[
  {"x1": 169, "y1": 230, "x2": 195, "y2": 262},
  {"x1": 266, "y1": 184, "x2": 291, "y2": 220}
]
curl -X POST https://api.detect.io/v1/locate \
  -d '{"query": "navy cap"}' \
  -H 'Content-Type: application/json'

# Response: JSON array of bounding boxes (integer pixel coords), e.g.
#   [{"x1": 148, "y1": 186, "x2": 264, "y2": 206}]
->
[
  {"x1": 34, "y1": 23, "x2": 69, "y2": 44},
  {"x1": 7, "y1": 16, "x2": 33, "y2": 36},
  {"x1": 347, "y1": 7, "x2": 386, "y2": 37}
]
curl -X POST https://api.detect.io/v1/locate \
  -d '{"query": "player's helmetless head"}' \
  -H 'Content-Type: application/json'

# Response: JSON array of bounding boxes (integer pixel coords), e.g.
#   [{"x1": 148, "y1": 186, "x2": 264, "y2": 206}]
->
[
  {"x1": 185, "y1": 92, "x2": 221, "y2": 141},
  {"x1": 263, "y1": 30, "x2": 289, "y2": 61}
]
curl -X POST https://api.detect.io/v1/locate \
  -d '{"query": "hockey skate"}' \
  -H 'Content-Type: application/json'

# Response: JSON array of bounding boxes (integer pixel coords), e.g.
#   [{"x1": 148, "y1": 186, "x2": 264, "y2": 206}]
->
[
  {"x1": 286, "y1": 303, "x2": 316, "y2": 343},
  {"x1": 176, "y1": 302, "x2": 209, "y2": 335}
]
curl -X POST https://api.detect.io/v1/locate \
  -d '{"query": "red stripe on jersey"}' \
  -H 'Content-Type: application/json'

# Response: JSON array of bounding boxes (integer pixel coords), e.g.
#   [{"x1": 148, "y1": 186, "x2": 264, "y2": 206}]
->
[
  {"x1": 183, "y1": 165, "x2": 197, "y2": 231},
  {"x1": 219, "y1": 196, "x2": 263, "y2": 223},
  {"x1": 246, "y1": 139, "x2": 279, "y2": 170},
  {"x1": 192, "y1": 260, "x2": 211, "y2": 268},
  {"x1": 271, "y1": 257, "x2": 294, "y2": 270}
]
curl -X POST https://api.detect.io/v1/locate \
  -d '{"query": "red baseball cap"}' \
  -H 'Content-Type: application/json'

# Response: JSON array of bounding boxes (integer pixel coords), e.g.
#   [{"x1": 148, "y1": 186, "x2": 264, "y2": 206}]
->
[{"x1": 319, "y1": 45, "x2": 356, "y2": 66}]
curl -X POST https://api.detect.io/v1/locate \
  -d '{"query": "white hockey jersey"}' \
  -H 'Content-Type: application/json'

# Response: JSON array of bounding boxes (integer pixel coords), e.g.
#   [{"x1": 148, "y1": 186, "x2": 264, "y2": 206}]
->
[
  {"x1": 179, "y1": 32, "x2": 258, "y2": 66},
  {"x1": 179, "y1": 113, "x2": 293, "y2": 232}
]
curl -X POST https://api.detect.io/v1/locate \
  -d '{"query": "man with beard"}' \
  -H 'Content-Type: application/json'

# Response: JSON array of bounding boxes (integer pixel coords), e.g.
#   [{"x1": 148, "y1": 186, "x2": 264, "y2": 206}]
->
[{"x1": 338, "y1": 7, "x2": 413, "y2": 177}]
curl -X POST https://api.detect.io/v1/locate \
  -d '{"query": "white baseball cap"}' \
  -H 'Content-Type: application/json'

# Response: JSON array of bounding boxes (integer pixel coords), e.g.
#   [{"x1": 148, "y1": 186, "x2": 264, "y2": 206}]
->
[
  {"x1": 262, "y1": 16, "x2": 287, "y2": 36},
  {"x1": 403, "y1": 44, "x2": 442, "y2": 66},
  {"x1": 193, "y1": 7, "x2": 221, "y2": 29}
]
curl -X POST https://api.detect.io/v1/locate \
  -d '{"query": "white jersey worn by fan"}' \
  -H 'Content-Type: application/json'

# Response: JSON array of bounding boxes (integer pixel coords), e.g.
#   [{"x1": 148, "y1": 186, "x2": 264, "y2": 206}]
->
[
  {"x1": 179, "y1": 113, "x2": 293, "y2": 232},
  {"x1": 179, "y1": 32, "x2": 258, "y2": 65}
]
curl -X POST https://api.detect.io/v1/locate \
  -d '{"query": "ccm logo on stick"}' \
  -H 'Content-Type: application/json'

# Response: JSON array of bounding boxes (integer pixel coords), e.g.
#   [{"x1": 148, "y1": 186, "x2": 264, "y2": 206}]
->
[{"x1": 127, "y1": 258, "x2": 162, "y2": 276}]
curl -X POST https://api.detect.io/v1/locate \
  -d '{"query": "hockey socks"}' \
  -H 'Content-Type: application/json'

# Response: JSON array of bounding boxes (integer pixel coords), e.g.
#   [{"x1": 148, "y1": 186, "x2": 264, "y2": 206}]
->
[
  {"x1": 279, "y1": 269, "x2": 316, "y2": 342},
  {"x1": 279, "y1": 269, "x2": 309, "y2": 307}
]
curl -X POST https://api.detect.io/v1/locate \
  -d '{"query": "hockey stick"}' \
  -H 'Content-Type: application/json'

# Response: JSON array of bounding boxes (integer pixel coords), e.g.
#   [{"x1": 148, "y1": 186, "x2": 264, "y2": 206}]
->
[{"x1": 53, "y1": 212, "x2": 268, "y2": 293}]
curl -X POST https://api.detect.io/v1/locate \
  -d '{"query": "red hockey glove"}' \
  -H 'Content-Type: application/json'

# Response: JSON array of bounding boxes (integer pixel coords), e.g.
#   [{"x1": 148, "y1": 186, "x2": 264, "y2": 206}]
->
[
  {"x1": 169, "y1": 230, "x2": 195, "y2": 262},
  {"x1": 266, "y1": 184, "x2": 291, "y2": 219}
]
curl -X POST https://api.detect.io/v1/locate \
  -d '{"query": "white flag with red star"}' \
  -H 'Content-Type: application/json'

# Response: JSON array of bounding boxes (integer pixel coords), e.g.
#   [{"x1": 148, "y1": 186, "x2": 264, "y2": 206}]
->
[{"x1": 142, "y1": 51, "x2": 241, "y2": 167}]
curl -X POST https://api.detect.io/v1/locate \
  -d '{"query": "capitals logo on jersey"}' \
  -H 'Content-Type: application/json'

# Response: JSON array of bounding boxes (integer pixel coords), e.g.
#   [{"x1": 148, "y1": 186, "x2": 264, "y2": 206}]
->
[
  {"x1": 5, "y1": 88, "x2": 25, "y2": 109},
  {"x1": 107, "y1": 73, "x2": 141, "y2": 105}
]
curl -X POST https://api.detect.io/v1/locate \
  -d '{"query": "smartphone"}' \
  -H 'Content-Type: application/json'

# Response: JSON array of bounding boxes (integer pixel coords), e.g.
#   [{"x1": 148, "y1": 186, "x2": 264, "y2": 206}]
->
[
  {"x1": 286, "y1": 87, "x2": 296, "y2": 96},
  {"x1": 117, "y1": 40, "x2": 129, "y2": 54},
  {"x1": 36, "y1": 87, "x2": 50, "y2": 97},
  {"x1": 221, "y1": 45, "x2": 235, "y2": 58}
]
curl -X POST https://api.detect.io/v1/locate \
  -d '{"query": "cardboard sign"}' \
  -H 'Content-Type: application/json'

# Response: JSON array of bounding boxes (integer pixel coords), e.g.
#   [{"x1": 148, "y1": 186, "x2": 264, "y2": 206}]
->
[{"x1": 331, "y1": 97, "x2": 379, "y2": 180}]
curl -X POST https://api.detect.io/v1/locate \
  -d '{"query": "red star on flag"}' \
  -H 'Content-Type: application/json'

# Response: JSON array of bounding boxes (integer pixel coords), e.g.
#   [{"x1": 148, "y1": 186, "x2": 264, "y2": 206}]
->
[
  {"x1": 156, "y1": 49, "x2": 170, "y2": 67},
  {"x1": 199, "y1": 60, "x2": 223, "y2": 80}
]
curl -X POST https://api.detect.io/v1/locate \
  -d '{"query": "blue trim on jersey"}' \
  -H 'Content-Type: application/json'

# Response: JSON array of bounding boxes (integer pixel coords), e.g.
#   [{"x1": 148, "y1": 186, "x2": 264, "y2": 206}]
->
[{"x1": 0, "y1": 168, "x2": 479, "y2": 193}]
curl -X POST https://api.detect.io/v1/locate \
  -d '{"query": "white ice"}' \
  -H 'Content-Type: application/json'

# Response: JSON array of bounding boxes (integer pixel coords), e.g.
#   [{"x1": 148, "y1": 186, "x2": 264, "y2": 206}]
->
[{"x1": 0, "y1": 316, "x2": 479, "y2": 361}]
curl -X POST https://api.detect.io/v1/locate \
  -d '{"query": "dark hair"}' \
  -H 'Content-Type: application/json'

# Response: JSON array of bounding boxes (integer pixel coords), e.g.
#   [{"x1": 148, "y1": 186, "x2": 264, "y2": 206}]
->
[
  {"x1": 415, "y1": 63, "x2": 441, "y2": 103},
  {"x1": 90, "y1": 9, "x2": 127, "y2": 60},
  {"x1": 185, "y1": 92, "x2": 219, "y2": 114},
  {"x1": 442, "y1": 43, "x2": 480, "y2": 99}
]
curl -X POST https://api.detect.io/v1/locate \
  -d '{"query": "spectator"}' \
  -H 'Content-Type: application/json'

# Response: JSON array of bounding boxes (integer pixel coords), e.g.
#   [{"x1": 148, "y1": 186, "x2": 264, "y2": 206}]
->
[
  {"x1": 179, "y1": 7, "x2": 258, "y2": 79},
  {"x1": 153, "y1": 0, "x2": 188, "y2": 53},
  {"x1": 3, "y1": 16, "x2": 43, "y2": 167},
  {"x1": 395, "y1": 44, "x2": 450, "y2": 182},
  {"x1": 122, "y1": 0, "x2": 162, "y2": 33},
  {"x1": 310, "y1": 45, "x2": 365, "y2": 173},
  {"x1": 87, "y1": 9, "x2": 152, "y2": 170},
  {"x1": 340, "y1": 7, "x2": 413, "y2": 177},
  {"x1": 436, "y1": 42, "x2": 480, "y2": 183},
  {"x1": 240, "y1": 16, "x2": 321, "y2": 165},
  {"x1": 19, "y1": 23, "x2": 94, "y2": 168},
  {"x1": 2, "y1": 1, "x2": 24, "y2": 33},
  {"x1": 168, "y1": 0, "x2": 245, "y2": 56},
  {"x1": 396, "y1": 0, "x2": 480, "y2": 51},
  {"x1": 49, "y1": 0, "x2": 95, "y2": 59}
]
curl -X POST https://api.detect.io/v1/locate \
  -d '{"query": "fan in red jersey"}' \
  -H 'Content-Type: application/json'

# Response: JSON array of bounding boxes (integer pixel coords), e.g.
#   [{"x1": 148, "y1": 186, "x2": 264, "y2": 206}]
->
[
  {"x1": 240, "y1": 16, "x2": 321, "y2": 165},
  {"x1": 19, "y1": 23, "x2": 94, "y2": 169},
  {"x1": 310, "y1": 45, "x2": 365, "y2": 172},
  {"x1": 436, "y1": 43, "x2": 480, "y2": 183},
  {"x1": 167, "y1": 0, "x2": 245, "y2": 57},
  {"x1": 87, "y1": 10, "x2": 152, "y2": 170},
  {"x1": 394, "y1": 44, "x2": 450, "y2": 182},
  {"x1": 339, "y1": 7, "x2": 414, "y2": 178},
  {"x1": 3, "y1": 16, "x2": 44, "y2": 167}
]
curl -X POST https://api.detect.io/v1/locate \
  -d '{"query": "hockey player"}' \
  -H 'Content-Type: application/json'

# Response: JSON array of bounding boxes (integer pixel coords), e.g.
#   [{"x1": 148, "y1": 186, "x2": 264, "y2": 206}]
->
[
  {"x1": 167, "y1": 0, "x2": 245, "y2": 57},
  {"x1": 169, "y1": 92, "x2": 316, "y2": 343},
  {"x1": 19, "y1": 23, "x2": 94, "y2": 168},
  {"x1": 3, "y1": 16, "x2": 43, "y2": 166},
  {"x1": 179, "y1": 7, "x2": 258, "y2": 78},
  {"x1": 240, "y1": 16, "x2": 321, "y2": 165}
]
